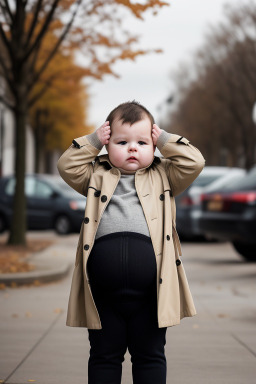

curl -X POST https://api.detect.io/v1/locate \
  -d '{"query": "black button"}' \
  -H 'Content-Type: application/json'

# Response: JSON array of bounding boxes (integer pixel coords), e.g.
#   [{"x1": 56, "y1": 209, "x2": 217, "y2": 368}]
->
[
  {"x1": 84, "y1": 244, "x2": 89, "y2": 251},
  {"x1": 159, "y1": 194, "x2": 165, "y2": 201},
  {"x1": 159, "y1": 278, "x2": 163, "y2": 284},
  {"x1": 166, "y1": 235, "x2": 170, "y2": 241},
  {"x1": 176, "y1": 259, "x2": 181, "y2": 266},
  {"x1": 101, "y1": 195, "x2": 107, "y2": 202},
  {"x1": 84, "y1": 217, "x2": 89, "y2": 224},
  {"x1": 94, "y1": 190, "x2": 100, "y2": 197}
]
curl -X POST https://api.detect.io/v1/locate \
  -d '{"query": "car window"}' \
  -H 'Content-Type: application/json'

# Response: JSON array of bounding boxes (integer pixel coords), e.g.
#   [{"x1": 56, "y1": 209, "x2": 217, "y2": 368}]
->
[
  {"x1": 5, "y1": 177, "x2": 37, "y2": 197},
  {"x1": 5, "y1": 178, "x2": 16, "y2": 196},
  {"x1": 205, "y1": 171, "x2": 246, "y2": 193},
  {"x1": 192, "y1": 174, "x2": 224, "y2": 187},
  {"x1": 5, "y1": 177, "x2": 52, "y2": 198},
  {"x1": 222, "y1": 167, "x2": 256, "y2": 191},
  {"x1": 26, "y1": 178, "x2": 37, "y2": 196},
  {"x1": 35, "y1": 181, "x2": 53, "y2": 198}
]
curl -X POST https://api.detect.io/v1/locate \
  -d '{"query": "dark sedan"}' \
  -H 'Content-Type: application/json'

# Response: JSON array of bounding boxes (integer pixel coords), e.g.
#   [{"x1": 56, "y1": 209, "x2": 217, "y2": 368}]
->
[
  {"x1": 176, "y1": 166, "x2": 234, "y2": 240},
  {"x1": 0, "y1": 174, "x2": 86, "y2": 235},
  {"x1": 198, "y1": 166, "x2": 256, "y2": 261}
]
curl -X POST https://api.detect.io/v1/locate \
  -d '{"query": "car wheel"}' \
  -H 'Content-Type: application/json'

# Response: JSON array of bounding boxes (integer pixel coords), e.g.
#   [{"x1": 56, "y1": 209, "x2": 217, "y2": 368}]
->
[
  {"x1": 232, "y1": 241, "x2": 256, "y2": 262},
  {"x1": 0, "y1": 214, "x2": 7, "y2": 233},
  {"x1": 54, "y1": 215, "x2": 72, "y2": 235}
]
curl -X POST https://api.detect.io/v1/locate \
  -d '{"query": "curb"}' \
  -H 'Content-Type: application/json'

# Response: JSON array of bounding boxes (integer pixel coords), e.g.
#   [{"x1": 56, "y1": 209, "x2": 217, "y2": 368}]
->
[
  {"x1": 0, "y1": 241, "x2": 73, "y2": 286},
  {"x1": 0, "y1": 262, "x2": 71, "y2": 286}
]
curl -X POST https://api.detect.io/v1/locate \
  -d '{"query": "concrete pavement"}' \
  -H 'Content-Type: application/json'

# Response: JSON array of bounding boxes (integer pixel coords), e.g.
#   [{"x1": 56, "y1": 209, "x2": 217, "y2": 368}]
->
[{"x1": 0, "y1": 232, "x2": 256, "y2": 383}]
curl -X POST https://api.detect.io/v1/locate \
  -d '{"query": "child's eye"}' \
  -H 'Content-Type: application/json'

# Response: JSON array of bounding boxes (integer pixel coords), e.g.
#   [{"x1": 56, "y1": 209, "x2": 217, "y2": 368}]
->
[
  {"x1": 118, "y1": 141, "x2": 127, "y2": 145},
  {"x1": 138, "y1": 141, "x2": 146, "y2": 145}
]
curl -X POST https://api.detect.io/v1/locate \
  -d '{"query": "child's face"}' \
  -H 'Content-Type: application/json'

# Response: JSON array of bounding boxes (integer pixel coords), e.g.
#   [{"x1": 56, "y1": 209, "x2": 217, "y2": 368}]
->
[{"x1": 107, "y1": 117, "x2": 155, "y2": 174}]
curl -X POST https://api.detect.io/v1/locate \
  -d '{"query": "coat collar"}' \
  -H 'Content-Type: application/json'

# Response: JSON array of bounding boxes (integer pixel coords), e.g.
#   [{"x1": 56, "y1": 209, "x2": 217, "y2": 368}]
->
[{"x1": 95, "y1": 154, "x2": 161, "y2": 174}]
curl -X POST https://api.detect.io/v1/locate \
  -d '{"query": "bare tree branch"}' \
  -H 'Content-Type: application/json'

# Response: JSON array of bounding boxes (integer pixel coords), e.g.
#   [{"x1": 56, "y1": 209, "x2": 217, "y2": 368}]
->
[
  {"x1": 0, "y1": 2, "x2": 11, "y2": 24},
  {"x1": 3, "y1": 0, "x2": 14, "y2": 22},
  {"x1": 29, "y1": 0, "x2": 82, "y2": 89},
  {"x1": 0, "y1": 55, "x2": 16, "y2": 96},
  {"x1": 28, "y1": 74, "x2": 59, "y2": 107},
  {"x1": 25, "y1": 0, "x2": 44, "y2": 48},
  {"x1": 0, "y1": 93, "x2": 15, "y2": 111},
  {"x1": 22, "y1": 0, "x2": 60, "y2": 62},
  {"x1": 0, "y1": 21, "x2": 13, "y2": 60}
]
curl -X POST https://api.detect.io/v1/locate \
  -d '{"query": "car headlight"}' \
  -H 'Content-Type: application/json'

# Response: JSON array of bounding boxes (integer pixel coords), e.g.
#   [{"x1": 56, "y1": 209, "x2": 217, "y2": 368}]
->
[{"x1": 69, "y1": 200, "x2": 86, "y2": 211}]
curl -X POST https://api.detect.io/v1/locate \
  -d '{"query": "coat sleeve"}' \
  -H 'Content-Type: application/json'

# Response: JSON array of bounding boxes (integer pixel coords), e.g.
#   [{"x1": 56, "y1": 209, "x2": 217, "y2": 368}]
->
[
  {"x1": 57, "y1": 135, "x2": 103, "y2": 196},
  {"x1": 157, "y1": 132, "x2": 206, "y2": 197}
]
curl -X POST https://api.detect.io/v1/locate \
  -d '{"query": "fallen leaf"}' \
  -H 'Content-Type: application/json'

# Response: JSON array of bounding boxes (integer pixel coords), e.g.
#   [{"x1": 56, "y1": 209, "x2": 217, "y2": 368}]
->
[
  {"x1": 54, "y1": 308, "x2": 64, "y2": 314},
  {"x1": 33, "y1": 280, "x2": 41, "y2": 286},
  {"x1": 217, "y1": 313, "x2": 230, "y2": 318},
  {"x1": 0, "y1": 238, "x2": 54, "y2": 274}
]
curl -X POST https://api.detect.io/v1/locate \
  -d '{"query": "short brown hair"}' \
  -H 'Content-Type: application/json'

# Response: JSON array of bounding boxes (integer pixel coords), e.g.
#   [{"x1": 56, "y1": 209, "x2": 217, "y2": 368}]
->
[{"x1": 106, "y1": 100, "x2": 155, "y2": 127}]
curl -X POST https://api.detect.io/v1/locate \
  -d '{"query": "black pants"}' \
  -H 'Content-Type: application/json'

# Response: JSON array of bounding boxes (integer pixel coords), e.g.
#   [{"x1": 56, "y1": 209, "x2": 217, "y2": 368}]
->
[{"x1": 87, "y1": 232, "x2": 167, "y2": 384}]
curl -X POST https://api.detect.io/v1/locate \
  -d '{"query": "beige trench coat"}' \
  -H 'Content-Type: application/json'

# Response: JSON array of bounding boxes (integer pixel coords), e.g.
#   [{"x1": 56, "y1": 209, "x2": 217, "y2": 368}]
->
[{"x1": 57, "y1": 133, "x2": 205, "y2": 329}]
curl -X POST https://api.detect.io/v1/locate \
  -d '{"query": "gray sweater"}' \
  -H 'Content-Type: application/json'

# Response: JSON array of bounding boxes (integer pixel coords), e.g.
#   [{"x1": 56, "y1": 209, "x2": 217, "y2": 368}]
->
[{"x1": 95, "y1": 174, "x2": 150, "y2": 239}]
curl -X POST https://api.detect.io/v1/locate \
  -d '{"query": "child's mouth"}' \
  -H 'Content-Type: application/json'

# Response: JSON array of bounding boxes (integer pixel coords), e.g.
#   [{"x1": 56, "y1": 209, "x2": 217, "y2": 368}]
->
[{"x1": 127, "y1": 157, "x2": 137, "y2": 161}]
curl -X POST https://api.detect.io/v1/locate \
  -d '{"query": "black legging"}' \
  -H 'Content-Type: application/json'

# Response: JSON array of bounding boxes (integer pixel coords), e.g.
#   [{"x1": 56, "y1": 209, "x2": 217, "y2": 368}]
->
[{"x1": 87, "y1": 231, "x2": 167, "y2": 384}]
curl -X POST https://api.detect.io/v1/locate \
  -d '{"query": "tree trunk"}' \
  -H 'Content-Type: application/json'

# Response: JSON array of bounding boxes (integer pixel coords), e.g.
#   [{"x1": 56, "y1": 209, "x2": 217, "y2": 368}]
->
[{"x1": 7, "y1": 104, "x2": 27, "y2": 245}]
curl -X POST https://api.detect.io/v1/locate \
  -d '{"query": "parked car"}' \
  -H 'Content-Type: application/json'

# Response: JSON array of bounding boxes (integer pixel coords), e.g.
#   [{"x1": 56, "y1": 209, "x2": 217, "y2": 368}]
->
[
  {"x1": 199, "y1": 165, "x2": 256, "y2": 261},
  {"x1": 176, "y1": 166, "x2": 236, "y2": 240},
  {"x1": 0, "y1": 174, "x2": 86, "y2": 235},
  {"x1": 190, "y1": 168, "x2": 246, "y2": 239}
]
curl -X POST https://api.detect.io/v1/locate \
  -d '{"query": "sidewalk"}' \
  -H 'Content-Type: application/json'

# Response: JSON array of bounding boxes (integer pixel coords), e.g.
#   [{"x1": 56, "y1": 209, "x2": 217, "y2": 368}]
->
[
  {"x1": 0, "y1": 236, "x2": 256, "y2": 384},
  {"x1": 0, "y1": 240, "x2": 72, "y2": 286}
]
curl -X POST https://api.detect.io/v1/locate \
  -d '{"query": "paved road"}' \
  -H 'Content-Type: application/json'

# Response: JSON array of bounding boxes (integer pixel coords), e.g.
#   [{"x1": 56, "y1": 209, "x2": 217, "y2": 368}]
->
[{"x1": 0, "y1": 231, "x2": 256, "y2": 384}]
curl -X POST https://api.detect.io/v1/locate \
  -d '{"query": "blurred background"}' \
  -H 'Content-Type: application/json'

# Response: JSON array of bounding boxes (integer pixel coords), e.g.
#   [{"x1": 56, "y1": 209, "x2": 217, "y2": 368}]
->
[{"x1": 0, "y1": 1, "x2": 256, "y2": 383}]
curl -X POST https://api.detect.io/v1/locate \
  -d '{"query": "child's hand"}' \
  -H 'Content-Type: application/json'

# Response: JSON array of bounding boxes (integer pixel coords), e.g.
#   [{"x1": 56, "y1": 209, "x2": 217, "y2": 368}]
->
[
  {"x1": 96, "y1": 121, "x2": 111, "y2": 145},
  {"x1": 152, "y1": 124, "x2": 163, "y2": 146}
]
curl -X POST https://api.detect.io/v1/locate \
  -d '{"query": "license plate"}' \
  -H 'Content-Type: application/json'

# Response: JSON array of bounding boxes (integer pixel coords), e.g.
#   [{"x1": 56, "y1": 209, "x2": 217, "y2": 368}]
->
[{"x1": 207, "y1": 200, "x2": 223, "y2": 211}]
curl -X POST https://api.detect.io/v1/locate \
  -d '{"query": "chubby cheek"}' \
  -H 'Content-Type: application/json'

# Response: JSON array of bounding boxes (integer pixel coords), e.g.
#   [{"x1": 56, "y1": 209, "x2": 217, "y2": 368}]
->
[
  {"x1": 108, "y1": 145, "x2": 125, "y2": 167},
  {"x1": 141, "y1": 148, "x2": 154, "y2": 166}
]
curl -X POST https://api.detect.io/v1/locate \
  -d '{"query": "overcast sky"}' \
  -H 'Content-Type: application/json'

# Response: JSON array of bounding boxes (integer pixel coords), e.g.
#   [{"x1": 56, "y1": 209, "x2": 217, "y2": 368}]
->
[{"x1": 85, "y1": 0, "x2": 246, "y2": 129}]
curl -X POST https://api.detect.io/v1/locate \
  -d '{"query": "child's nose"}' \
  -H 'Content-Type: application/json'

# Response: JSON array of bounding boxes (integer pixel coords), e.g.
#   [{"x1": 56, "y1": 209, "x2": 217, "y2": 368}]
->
[{"x1": 128, "y1": 142, "x2": 137, "y2": 151}]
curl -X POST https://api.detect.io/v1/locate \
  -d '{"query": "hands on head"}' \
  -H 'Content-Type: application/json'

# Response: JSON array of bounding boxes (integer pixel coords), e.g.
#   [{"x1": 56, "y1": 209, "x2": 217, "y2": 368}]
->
[
  {"x1": 96, "y1": 121, "x2": 111, "y2": 146},
  {"x1": 151, "y1": 124, "x2": 162, "y2": 146},
  {"x1": 96, "y1": 121, "x2": 162, "y2": 147}
]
